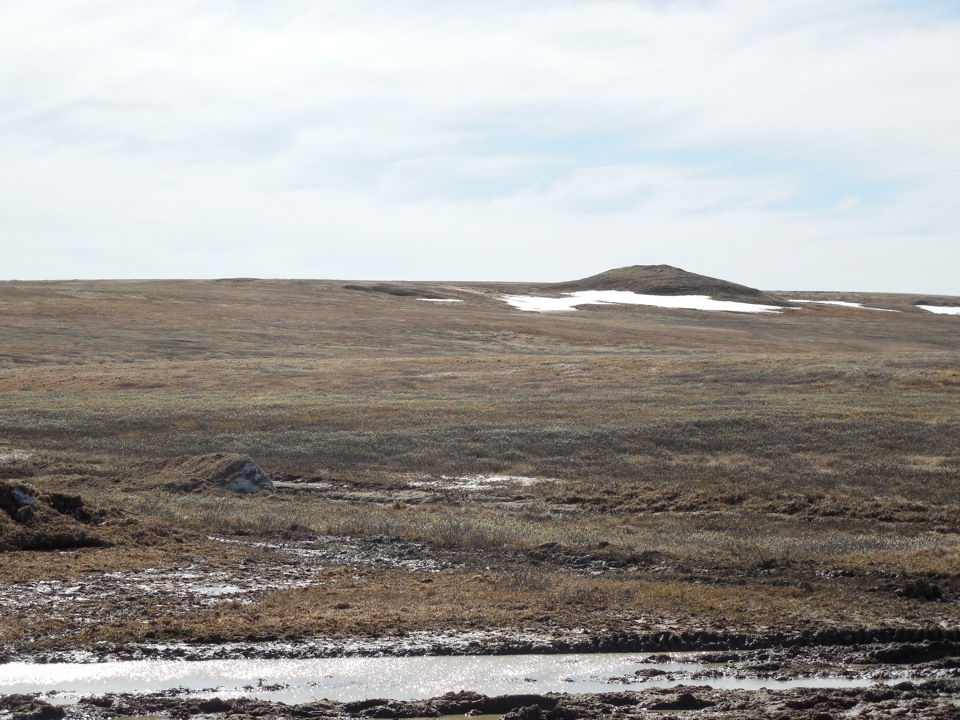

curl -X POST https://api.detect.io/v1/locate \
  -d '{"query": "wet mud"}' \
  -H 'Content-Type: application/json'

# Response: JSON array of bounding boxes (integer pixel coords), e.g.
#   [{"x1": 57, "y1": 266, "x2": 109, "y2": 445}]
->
[
  {"x1": 3, "y1": 528, "x2": 957, "y2": 663},
  {"x1": 4, "y1": 683, "x2": 960, "y2": 720},
  {"x1": 3, "y1": 483, "x2": 960, "y2": 716}
]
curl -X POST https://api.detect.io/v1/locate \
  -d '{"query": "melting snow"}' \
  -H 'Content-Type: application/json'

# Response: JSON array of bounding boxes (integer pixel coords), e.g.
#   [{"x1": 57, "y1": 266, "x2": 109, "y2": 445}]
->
[
  {"x1": 791, "y1": 299, "x2": 864, "y2": 308},
  {"x1": 502, "y1": 291, "x2": 785, "y2": 314},
  {"x1": 918, "y1": 305, "x2": 960, "y2": 315},
  {"x1": 223, "y1": 461, "x2": 276, "y2": 494},
  {"x1": 10, "y1": 487, "x2": 37, "y2": 508},
  {"x1": 790, "y1": 300, "x2": 899, "y2": 312},
  {"x1": 418, "y1": 298, "x2": 463, "y2": 303}
]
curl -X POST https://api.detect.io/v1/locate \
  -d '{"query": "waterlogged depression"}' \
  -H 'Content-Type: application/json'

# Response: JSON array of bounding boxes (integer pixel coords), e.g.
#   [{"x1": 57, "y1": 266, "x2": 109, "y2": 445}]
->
[
  {"x1": 0, "y1": 653, "x2": 897, "y2": 705},
  {"x1": 501, "y1": 291, "x2": 785, "y2": 314},
  {"x1": 410, "y1": 474, "x2": 544, "y2": 491}
]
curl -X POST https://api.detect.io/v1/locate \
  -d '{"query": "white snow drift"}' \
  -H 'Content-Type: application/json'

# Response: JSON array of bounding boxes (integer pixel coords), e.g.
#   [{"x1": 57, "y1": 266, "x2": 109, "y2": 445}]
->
[
  {"x1": 789, "y1": 299, "x2": 899, "y2": 312},
  {"x1": 502, "y1": 291, "x2": 785, "y2": 314},
  {"x1": 917, "y1": 305, "x2": 960, "y2": 315}
]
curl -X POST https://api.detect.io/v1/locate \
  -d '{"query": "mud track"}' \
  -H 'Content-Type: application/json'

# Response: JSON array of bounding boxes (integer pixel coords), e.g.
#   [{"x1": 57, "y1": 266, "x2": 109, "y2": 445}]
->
[{"x1": 5, "y1": 683, "x2": 960, "y2": 720}]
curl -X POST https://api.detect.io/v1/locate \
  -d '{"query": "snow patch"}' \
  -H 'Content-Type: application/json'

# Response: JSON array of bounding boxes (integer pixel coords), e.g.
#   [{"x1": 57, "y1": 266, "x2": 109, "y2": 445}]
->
[
  {"x1": 790, "y1": 299, "x2": 899, "y2": 312},
  {"x1": 917, "y1": 305, "x2": 960, "y2": 315},
  {"x1": 418, "y1": 298, "x2": 463, "y2": 303},
  {"x1": 10, "y1": 486, "x2": 37, "y2": 508},
  {"x1": 223, "y1": 461, "x2": 276, "y2": 494},
  {"x1": 791, "y1": 299, "x2": 865, "y2": 308},
  {"x1": 502, "y1": 291, "x2": 785, "y2": 314}
]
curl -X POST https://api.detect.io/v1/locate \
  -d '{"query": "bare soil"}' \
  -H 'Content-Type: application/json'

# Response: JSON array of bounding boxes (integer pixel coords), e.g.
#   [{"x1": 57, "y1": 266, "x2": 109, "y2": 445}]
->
[{"x1": 3, "y1": 683, "x2": 960, "y2": 720}]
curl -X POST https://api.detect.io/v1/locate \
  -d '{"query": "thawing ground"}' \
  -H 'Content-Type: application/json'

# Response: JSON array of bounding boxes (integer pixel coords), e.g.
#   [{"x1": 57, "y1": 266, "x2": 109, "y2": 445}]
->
[{"x1": 409, "y1": 474, "x2": 545, "y2": 490}]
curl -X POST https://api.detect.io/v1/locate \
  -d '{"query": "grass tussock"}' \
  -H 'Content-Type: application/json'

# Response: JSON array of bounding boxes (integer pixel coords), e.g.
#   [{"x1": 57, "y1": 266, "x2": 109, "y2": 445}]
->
[
  {"x1": 59, "y1": 564, "x2": 960, "y2": 648},
  {"x1": 73, "y1": 485, "x2": 960, "y2": 577}
]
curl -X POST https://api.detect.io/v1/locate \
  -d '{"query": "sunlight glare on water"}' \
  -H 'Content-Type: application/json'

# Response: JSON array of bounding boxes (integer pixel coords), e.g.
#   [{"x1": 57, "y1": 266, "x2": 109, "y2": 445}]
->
[{"x1": 0, "y1": 653, "x2": 890, "y2": 704}]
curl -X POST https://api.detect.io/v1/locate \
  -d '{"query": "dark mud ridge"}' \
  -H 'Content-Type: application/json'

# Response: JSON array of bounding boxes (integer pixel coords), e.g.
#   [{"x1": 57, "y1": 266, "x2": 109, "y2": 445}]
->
[
  {"x1": 14, "y1": 626, "x2": 960, "y2": 664},
  {"x1": 5, "y1": 683, "x2": 960, "y2": 720}
]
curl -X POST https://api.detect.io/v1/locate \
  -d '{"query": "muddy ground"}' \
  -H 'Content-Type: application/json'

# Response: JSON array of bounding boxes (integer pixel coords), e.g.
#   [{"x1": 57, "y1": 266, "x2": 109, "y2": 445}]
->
[
  {"x1": 2, "y1": 483, "x2": 960, "y2": 720},
  {"x1": 2, "y1": 476, "x2": 959, "y2": 660},
  {"x1": 4, "y1": 683, "x2": 960, "y2": 720}
]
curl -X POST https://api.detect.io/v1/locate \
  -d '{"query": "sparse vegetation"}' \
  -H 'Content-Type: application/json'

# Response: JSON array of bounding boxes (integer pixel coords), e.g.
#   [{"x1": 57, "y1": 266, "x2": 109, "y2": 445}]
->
[{"x1": 0, "y1": 274, "x2": 958, "y2": 657}]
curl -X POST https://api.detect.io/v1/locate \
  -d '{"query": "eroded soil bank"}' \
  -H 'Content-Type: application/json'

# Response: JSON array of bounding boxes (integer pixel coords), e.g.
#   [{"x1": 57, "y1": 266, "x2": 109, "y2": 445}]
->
[
  {"x1": 2, "y1": 518, "x2": 958, "y2": 661},
  {"x1": 3, "y1": 683, "x2": 960, "y2": 720}
]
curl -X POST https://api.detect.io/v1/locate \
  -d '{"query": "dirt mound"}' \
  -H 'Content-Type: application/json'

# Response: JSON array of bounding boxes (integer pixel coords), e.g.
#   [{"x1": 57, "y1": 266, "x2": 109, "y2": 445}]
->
[
  {"x1": 136, "y1": 453, "x2": 276, "y2": 494},
  {"x1": 0, "y1": 480, "x2": 113, "y2": 551},
  {"x1": 0, "y1": 695, "x2": 65, "y2": 720},
  {"x1": 552, "y1": 264, "x2": 788, "y2": 304},
  {"x1": 343, "y1": 282, "x2": 445, "y2": 299}
]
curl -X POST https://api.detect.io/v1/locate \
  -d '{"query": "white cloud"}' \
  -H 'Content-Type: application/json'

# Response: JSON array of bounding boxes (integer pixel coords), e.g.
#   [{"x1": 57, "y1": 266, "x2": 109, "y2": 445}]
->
[{"x1": 0, "y1": 0, "x2": 958, "y2": 292}]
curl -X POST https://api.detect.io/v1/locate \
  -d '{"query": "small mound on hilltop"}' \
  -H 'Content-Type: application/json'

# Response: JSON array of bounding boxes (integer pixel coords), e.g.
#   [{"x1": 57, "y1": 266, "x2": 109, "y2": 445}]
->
[
  {"x1": 135, "y1": 453, "x2": 276, "y2": 494},
  {"x1": 552, "y1": 265, "x2": 788, "y2": 305},
  {"x1": 343, "y1": 282, "x2": 445, "y2": 300},
  {"x1": 0, "y1": 480, "x2": 173, "y2": 551}
]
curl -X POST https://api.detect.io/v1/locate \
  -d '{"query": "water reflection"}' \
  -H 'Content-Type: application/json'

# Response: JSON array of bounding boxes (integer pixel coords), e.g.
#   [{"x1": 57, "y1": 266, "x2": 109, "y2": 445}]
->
[{"x1": 0, "y1": 653, "x2": 891, "y2": 705}]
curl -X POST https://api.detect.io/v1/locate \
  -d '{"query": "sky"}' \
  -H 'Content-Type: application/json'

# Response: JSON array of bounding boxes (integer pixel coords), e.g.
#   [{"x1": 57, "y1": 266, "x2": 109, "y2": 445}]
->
[{"x1": 1, "y1": 0, "x2": 958, "y2": 293}]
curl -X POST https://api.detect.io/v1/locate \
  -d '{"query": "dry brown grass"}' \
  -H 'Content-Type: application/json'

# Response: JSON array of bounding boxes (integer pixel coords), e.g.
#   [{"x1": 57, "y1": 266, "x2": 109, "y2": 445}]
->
[
  {"x1": 1, "y1": 278, "x2": 959, "y2": 648},
  {"x1": 20, "y1": 563, "x2": 957, "y2": 650}
]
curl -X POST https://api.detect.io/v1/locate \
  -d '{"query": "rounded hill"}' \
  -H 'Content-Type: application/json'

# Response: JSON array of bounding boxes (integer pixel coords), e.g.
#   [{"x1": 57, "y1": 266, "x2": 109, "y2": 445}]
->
[{"x1": 552, "y1": 265, "x2": 788, "y2": 305}]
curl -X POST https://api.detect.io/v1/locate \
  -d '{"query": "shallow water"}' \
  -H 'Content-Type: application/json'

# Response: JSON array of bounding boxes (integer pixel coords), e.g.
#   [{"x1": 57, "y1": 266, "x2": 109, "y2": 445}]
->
[
  {"x1": 410, "y1": 474, "x2": 543, "y2": 490},
  {"x1": 0, "y1": 653, "x2": 892, "y2": 704}
]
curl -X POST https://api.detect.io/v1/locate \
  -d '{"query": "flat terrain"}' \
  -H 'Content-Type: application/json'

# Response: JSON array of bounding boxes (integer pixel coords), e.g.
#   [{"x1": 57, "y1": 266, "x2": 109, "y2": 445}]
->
[{"x1": 1, "y1": 275, "x2": 959, "y2": 717}]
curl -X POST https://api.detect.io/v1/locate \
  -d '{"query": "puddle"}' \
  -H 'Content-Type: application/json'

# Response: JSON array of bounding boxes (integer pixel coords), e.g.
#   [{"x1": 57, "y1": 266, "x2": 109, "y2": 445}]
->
[
  {"x1": 0, "y1": 653, "x2": 901, "y2": 705},
  {"x1": 0, "y1": 566, "x2": 313, "y2": 621},
  {"x1": 209, "y1": 534, "x2": 454, "y2": 571},
  {"x1": 501, "y1": 291, "x2": 786, "y2": 314},
  {"x1": 410, "y1": 475, "x2": 545, "y2": 491},
  {"x1": 273, "y1": 480, "x2": 334, "y2": 491}
]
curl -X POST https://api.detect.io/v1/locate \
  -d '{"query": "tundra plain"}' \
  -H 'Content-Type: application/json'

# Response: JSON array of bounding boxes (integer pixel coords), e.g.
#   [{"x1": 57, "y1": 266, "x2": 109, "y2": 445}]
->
[{"x1": 1, "y1": 273, "x2": 959, "y2": 718}]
